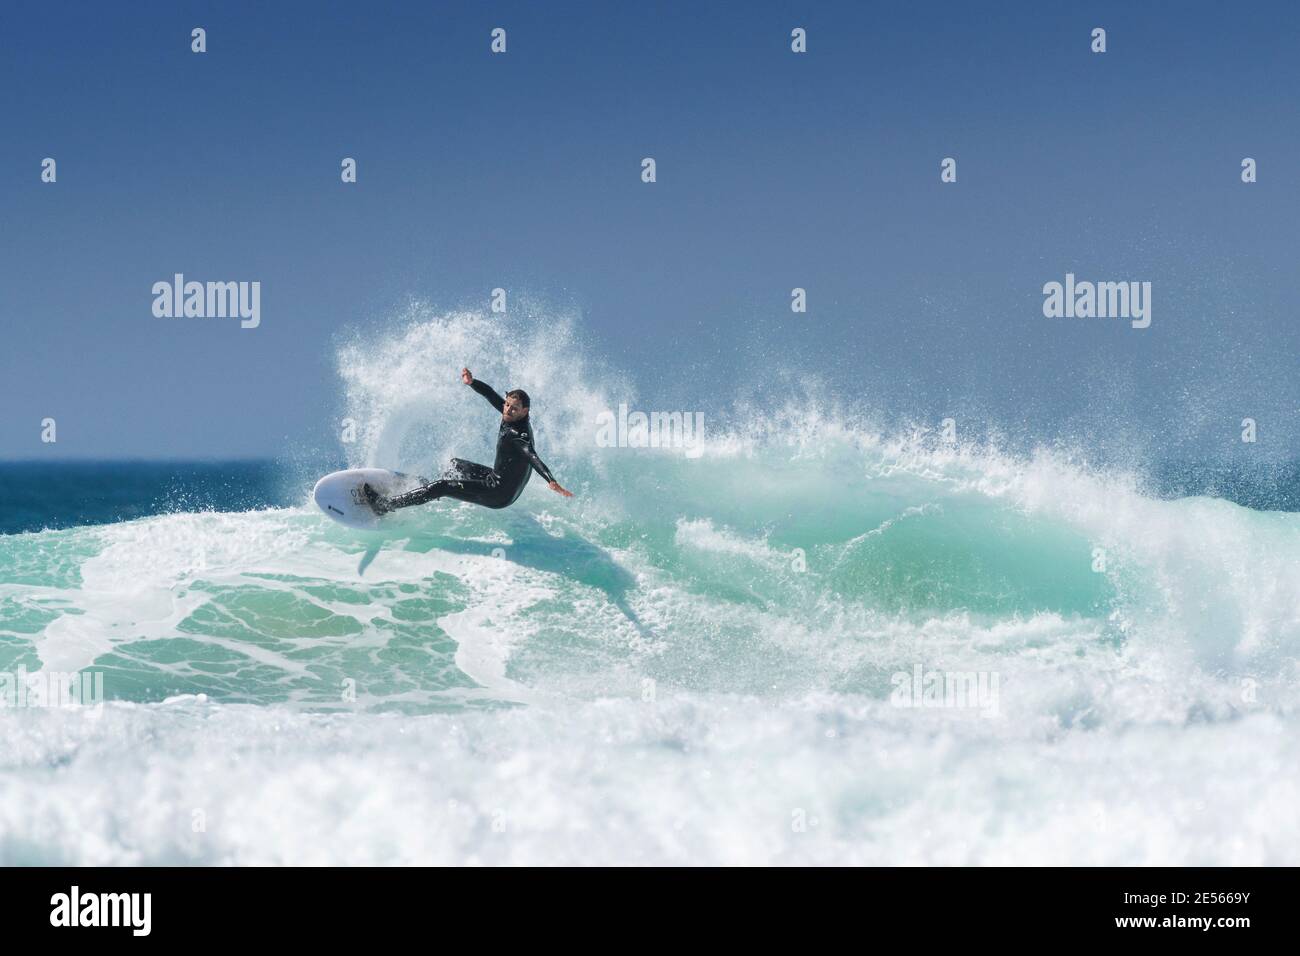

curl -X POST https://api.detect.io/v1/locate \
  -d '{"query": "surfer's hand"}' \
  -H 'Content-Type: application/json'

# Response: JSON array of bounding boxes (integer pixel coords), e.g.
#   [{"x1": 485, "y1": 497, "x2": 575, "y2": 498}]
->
[
  {"x1": 461, "y1": 367, "x2": 473, "y2": 385},
  {"x1": 549, "y1": 481, "x2": 574, "y2": 498}
]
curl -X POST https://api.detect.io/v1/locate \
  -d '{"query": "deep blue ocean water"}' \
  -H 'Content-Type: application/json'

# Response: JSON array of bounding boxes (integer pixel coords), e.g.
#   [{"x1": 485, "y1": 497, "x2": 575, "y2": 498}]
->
[{"x1": 0, "y1": 460, "x2": 331, "y2": 536}]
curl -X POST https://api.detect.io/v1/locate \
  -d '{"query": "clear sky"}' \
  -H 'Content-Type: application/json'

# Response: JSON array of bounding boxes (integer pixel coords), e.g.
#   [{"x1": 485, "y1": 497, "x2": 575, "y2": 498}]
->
[{"x1": 2, "y1": 0, "x2": 1297, "y2": 461}]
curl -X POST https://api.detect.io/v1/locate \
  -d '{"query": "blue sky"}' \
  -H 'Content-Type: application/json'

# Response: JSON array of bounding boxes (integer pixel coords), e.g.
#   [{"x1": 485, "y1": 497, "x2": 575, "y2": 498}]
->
[{"x1": 2, "y1": 1, "x2": 1297, "y2": 461}]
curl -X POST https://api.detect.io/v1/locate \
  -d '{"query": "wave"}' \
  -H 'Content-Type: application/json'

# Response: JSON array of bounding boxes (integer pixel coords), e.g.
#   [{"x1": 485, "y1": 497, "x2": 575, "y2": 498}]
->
[
  {"x1": 3, "y1": 306, "x2": 1297, "y2": 713},
  {"x1": 3, "y1": 304, "x2": 1298, "y2": 863}
]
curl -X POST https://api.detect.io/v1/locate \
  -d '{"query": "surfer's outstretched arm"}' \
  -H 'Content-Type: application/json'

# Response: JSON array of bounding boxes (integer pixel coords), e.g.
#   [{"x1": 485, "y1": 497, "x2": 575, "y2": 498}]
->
[
  {"x1": 462, "y1": 367, "x2": 504, "y2": 412},
  {"x1": 510, "y1": 433, "x2": 574, "y2": 497}
]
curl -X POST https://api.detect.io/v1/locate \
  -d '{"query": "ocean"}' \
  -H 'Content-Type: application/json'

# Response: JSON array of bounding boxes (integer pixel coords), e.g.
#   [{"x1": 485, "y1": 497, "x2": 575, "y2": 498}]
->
[{"x1": 2, "y1": 311, "x2": 1298, "y2": 865}]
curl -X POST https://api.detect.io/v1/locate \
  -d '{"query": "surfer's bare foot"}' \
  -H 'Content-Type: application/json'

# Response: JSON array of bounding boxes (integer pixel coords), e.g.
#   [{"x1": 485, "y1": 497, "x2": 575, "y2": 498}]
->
[{"x1": 362, "y1": 483, "x2": 391, "y2": 515}]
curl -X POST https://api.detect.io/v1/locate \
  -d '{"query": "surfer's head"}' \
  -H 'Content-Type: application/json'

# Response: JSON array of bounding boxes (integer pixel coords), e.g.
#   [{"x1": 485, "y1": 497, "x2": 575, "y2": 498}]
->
[{"x1": 503, "y1": 389, "x2": 530, "y2": 422}]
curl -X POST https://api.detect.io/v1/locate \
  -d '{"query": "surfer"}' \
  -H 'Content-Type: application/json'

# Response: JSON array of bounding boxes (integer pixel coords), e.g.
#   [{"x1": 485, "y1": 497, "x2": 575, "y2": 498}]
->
[{"x1": 364, "y1": 368, "x2": 573, "y2": 513}]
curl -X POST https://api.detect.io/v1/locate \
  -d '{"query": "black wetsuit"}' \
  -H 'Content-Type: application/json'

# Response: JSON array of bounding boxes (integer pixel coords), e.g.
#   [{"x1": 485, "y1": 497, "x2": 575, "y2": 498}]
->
[{"x1": 380, "y1": 379, "x2": 556, "y2": 511}]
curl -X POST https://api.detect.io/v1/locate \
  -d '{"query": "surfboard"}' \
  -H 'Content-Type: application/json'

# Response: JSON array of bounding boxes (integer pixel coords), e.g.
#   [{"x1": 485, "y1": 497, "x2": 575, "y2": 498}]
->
[{"x1": 312, "y1": 468, "x2": 426, "y2": 529}]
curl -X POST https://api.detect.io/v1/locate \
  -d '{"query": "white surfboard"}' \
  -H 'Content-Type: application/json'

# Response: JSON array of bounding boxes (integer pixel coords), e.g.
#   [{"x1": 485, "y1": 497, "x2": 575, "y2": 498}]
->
[{"x1": 313, "y1": 468, "x2": 427, "y2": 529}]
